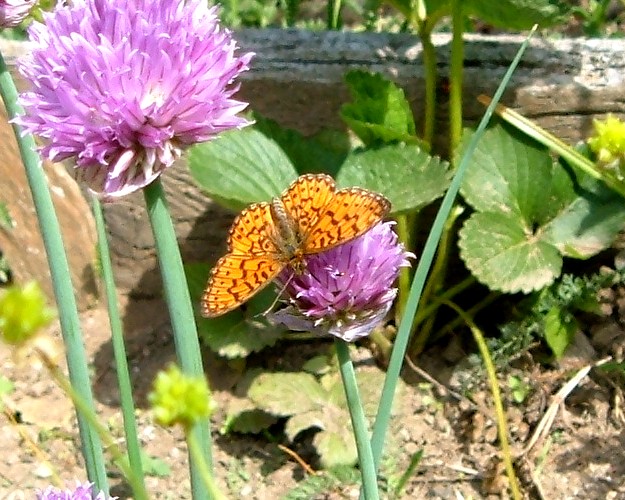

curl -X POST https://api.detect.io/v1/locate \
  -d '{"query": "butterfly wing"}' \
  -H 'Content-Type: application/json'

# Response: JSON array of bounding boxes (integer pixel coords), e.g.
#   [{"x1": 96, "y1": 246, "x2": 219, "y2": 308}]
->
[
  {"x1": 303, "y1": 187, "x2": 391, "y2": 252},
  {"x1": 226, "y1": 202, "x2": 279, "y2": 255},
  {"x1": 279, "y1": 174, "x2": 337, "y2": 239},
  {"x1": 201, "y1": 254, "x2": 284, "y2": 317}
]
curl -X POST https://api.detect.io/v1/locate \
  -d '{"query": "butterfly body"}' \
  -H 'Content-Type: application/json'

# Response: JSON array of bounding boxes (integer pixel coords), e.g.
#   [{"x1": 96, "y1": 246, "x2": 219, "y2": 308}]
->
[
  {"x1": 269, "y1": 197, "x2": 306, "y2": 271},
  {"x1": 201, "y1": 174, "x2": 391, "y2": 318}
]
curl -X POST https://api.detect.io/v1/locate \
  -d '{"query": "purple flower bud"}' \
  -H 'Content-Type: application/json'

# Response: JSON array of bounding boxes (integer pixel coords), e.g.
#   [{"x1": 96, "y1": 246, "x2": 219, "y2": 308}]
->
[
  {"x1": 271, "y1": 222, "x2": 414, "y2": 342},
  {"x1": 0, "y1": 0, "x2": 34, "y2": 28},
  {"x1": 16, "y1": 0, "x2": 253, "y2": 197},
  {"x1": 37, "y1": 482, "x2": 114, "y2": 500}
]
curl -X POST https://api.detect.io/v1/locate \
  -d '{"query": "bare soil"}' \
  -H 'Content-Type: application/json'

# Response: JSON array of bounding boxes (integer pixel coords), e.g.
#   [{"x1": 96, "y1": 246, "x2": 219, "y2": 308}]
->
[{"x1": 1, "y1": 293, "x2": 625, "y2": 499}]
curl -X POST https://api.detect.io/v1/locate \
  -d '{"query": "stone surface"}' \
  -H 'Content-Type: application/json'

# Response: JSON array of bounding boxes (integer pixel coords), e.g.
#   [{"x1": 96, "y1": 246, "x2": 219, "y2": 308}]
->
[{"x1": 0, "y1": 105, "x2": 98, "y2": 310}]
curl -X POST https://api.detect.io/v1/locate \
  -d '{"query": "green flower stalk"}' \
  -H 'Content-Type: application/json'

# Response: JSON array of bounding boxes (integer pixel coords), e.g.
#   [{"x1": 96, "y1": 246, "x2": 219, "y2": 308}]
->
[{"x1": 149, "y1": 365, "x2": 224, "y2": 499}]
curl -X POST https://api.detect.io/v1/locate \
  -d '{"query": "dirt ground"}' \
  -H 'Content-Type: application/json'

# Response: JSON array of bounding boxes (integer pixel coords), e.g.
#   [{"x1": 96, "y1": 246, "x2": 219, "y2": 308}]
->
[{"x1": 1, "y1": 292, "x2": 625, "y2": 499}]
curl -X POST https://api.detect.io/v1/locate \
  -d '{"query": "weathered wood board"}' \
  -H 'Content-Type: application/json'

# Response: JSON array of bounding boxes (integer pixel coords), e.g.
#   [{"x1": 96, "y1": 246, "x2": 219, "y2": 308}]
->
[{"x1": 1, "y1": 31, "x2": 624, "y2": 301}]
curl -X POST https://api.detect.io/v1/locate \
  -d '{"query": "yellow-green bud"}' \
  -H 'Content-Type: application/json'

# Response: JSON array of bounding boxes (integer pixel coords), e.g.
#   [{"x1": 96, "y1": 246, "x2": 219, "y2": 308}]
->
[
  {"x1": 588, "y1": 114, "x2": 625, "y2": 167},
  {"x1": 0, "y1": 282, "x2": 56, "y2": 345},
  {"x1": 149, "y1": 364, "x2": 215, "y2": 429}
]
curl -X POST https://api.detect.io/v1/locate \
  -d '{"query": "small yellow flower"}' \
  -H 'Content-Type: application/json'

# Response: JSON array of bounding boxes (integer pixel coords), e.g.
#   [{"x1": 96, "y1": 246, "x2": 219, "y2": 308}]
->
[{"x1": 149, "y1": 364, "x2": 215, "y2": 429}]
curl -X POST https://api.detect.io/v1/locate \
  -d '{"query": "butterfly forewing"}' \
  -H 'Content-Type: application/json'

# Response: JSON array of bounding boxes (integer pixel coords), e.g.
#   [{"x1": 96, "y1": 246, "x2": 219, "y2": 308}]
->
[
  {"x1": 201, "y1": 254, "x2": 284, "y2": 317},
  {"x1": 279, "y1": 174, "x2": 336, "y2": 240},
  {"x1": 304, "y1": 188, "x2": 391, "y2": 252},
  {"x1": 226, "y1": 202, "x2": 278, "y2": 256}
]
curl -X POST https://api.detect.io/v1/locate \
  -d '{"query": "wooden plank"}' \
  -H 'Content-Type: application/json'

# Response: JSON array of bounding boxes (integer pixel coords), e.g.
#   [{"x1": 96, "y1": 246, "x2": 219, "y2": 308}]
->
[{"x1": 2, "y1": 31, "x2": 624, "y2": 297}]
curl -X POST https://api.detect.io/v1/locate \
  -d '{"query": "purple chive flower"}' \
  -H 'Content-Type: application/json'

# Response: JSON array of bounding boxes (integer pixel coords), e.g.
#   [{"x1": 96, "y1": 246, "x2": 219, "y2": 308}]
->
[
  {"x1": 272, "y1": 222, "x2": 414, "y2": 342},
  {"x1": 37, "y1": 482, "x2": 114, "y2": 500},
  {"x1": 0, "y1": 0, "x2": 35, "y2": 28},
  {"x1": 17, "y1": 0, "x2": 253, "y2": 197}
]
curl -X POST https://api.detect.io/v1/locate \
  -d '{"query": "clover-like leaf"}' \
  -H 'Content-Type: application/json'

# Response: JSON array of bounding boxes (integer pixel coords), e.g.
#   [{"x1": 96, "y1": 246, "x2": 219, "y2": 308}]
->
[
  {"x1": 248, "y1": 372, "x2": 328, "y2": 416},
  {"x1": 185, "y1": 263, "x2": 283, "y2": 358},
  {"x1": 459, "y1": 211, "x2": 562, "y2": 293},
  {"x1": 247, "y1": 367, "x2": 399, "y2": 468},
  {"x1": 459, "y1": 122, "x2": 625, "y2": 293},
  {"x1": 313, "y1": 428, "x2": 358, "y2": 469},
  {"x1": 188, "y1": 127, "x2": 298, "y2": 211},
  {"x1": 222, "y1": 396, "x2": 278, "y2": 434},
  {"x1": 337, "y1": 144, "x2": 450, "y2": 215}
]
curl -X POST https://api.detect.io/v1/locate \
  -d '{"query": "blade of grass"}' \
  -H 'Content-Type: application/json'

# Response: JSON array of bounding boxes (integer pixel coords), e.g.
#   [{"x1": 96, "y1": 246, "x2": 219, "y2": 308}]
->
[
  {"x1": 92, "y1": 195, "x2": 146, "y2": 498},
  {"x1": 442, "y1": 300, "x2": 521, "y2": 500},
  {"x1": 367, "y1": 26, "x2": 539, "y2": 473},
  {"x1": 0, "y1": 51, "x2": 108, "y2": 490},
  {"x1": 478, "y1": 96, "x2": 625, "y2": 200},
  {"x1": 143, "y1": 179, "x2": 212, "y2": 499},
  {"x1": 36, "y1": 348, "x2": 148, "y2": 498}
]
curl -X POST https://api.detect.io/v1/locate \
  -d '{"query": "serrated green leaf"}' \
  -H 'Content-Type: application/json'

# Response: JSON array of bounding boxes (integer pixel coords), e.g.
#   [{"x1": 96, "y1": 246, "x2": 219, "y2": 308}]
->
[
  {"x1": 313, "y1": 429, "x2": 358, "y2": 469},
  {"x1": 252, "y1": 114, "x2": 350, "y2": 177},
  {"x1": 197, "y1": 299, "x2": 283, "y2": 358},
  {"x1": 247, "y1": 367, "x2": 399, "y2": 468},
  {"x1": 458, "y1": 123, "x2": 625, "y2": 293},
  {"x1": 140, "y1": 452, "x2": 171, "y2": 477},
  {"x1": 459, "y1": 125, "x2": 553, "y2": 217},
  {"x1": 465, "y1": 0, "x2": 569, "y2": 30},
  {"x1": 188, "y1": 128, "x2": 298, "y2": 211},
  {"x1": 223, "y1": 397, "x2": 278, "y2": 434},
  {"x1": 302, "y1": 355, "x2": 332, "y2": 375},
  {"x1": 185, "y1": 263, "x2": 283, "y2": 358},
  {"x1": 248, "y1": 372, "x2": 328, "y2": 416},
  {"x1": 340, "y1": 70, "x2": 420, "y2": 147},
  {"x1": 544, "y1": 307, "x2": 577, "y2": 358},
  {"x1": 285, "y1": 410, "x2": 327, "y2": 441},
  {"x1": 459, "y1": 211, "x2": 562, "y2": 293},
  {"x1": 337, "y1": 144, "x2": 451, "y2": 214}
]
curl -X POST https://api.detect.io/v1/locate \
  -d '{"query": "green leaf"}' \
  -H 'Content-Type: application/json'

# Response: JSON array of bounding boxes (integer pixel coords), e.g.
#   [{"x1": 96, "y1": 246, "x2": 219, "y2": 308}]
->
[
  {"x1": 0, "y1": 202, "x2": 13, "y2": 230},
  {"x1": 0, "y1": 375, "x2": 14, "y2": 409},
  {"x1": 222, "y1": 396, "x2": 278, "y2": 434},
  {"x1": 140, "y1": 452, "x2": 171, "y2": 477},
  {"x1": 465, "y1": 0, "x2": 570, "y2": 30},
  {"x1": 543, "y1": 307, "x2": 578, "y2": 359},
  {"x1": 247, "y1": 367, "x2": 399, "y2": 468},
  {"x1": 185, "y1": 263, "x2": 283, "y2": 358},
  {"x1": 252, "y1": 114, "x2": 350, "y2": 177},
  {"x1": 314, "y1": 429, "x2": 357, "y2": 469},
  {"x1": 459, "y1": 211, "x2": 562, "y2": 293},
  {"x1": 248, "y1": 372, "x2": 328, "y2": 416},
  {"x1": 340, "y1": 70, "x2": 420, "y2": 147},
  {"x1": 337, "y1": 144, "x2": 451, "y2": 214},
  {"x1": 188, "y1": 128, "x2": 298, "y2": 211},
  {"x1": 458, "y1": 123, "x2": 625, "y2": 293},
  {"x1": 283, "y1": 466, "x2": 360, "y2": 500}
]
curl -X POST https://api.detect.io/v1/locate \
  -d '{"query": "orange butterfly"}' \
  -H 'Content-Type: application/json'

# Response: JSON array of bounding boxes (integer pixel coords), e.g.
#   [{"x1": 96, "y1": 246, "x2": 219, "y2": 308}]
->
[{"x1": 201, "y1": 173, "x2": 391, "y2": 317}]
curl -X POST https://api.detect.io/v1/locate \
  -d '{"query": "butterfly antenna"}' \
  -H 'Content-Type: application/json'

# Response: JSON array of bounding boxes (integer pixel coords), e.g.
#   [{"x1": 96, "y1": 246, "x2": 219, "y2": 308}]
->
[{"x1": 256, "y1": 274, "x2": 294, "y2": 317}]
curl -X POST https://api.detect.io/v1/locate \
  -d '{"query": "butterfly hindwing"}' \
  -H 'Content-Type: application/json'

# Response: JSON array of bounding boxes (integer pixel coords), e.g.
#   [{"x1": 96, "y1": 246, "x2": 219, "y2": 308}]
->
[{"x1": 201, "y1": 254, "x2": 284, "y2": 317}]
